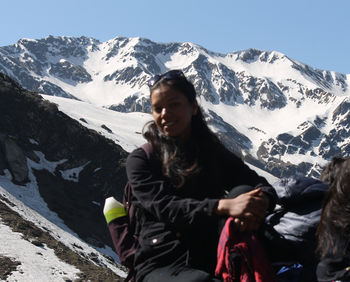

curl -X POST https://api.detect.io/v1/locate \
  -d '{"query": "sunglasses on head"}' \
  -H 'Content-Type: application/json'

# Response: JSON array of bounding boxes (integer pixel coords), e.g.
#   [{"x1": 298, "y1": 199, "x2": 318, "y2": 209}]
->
[{"x1": 147, "y1": 70, "x2": 185, "y2": 87}]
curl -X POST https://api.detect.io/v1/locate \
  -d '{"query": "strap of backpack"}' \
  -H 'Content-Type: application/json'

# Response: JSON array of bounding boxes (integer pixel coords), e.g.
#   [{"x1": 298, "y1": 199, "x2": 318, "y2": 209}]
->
[
  {"x1": 123, "y1": 143, "x2": 154, "y2": 250},
  {"x1": 140, "y1": 142, "x2": 153, "y2": 160},
  {"x1": 125, "y1": 142, "x2": 153, "y2": 211}
]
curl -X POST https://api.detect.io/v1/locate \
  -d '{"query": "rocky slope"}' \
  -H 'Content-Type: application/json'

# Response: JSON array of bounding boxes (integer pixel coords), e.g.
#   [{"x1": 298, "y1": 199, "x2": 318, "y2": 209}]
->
[{"x1": 0, "y1": 73, "x2": 128, "y2": 280}]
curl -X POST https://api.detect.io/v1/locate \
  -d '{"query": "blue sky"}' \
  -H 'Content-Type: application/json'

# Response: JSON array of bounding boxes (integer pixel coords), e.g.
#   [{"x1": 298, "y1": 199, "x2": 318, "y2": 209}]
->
[{"x1": 2, "y1": 0, "x2": 349, "y2": 73}]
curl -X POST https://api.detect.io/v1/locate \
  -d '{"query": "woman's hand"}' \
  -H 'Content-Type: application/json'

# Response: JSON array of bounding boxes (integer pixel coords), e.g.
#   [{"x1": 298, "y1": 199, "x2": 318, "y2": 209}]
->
[{"x1": 216, "y1": 188, "x2": 269, "y2": 231}]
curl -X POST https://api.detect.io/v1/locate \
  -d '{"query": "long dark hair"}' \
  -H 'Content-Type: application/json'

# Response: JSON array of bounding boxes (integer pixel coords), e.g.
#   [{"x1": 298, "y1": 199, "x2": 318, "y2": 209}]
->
[
  {"x1": 143, "y1": 72, "x2": 223, "y2": 188},
  {"x1": 317, "y1": 157, "x2": 350, "y2": 258}
]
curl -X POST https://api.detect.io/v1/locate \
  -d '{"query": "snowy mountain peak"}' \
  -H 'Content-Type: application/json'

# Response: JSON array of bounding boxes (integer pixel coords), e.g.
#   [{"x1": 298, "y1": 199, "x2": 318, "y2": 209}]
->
[{"x1": 1, "y1": 36, "x2": 350, "y2": 179}]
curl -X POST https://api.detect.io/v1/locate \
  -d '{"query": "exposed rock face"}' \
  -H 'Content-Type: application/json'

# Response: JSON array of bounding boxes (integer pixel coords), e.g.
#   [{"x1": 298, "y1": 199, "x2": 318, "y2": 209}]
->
[
  {"x1": 206, "y1": 110, "x2": 251, "y2": 156},
  {"x1": 0, "y1": 36, "x2": 99, "y2": 98},
  {"x1": 0, "y1": 134, "x2": 29, "y2": 184},
  {"x1": 0, "y1": 73, "x2": 128, "y2": 250}
]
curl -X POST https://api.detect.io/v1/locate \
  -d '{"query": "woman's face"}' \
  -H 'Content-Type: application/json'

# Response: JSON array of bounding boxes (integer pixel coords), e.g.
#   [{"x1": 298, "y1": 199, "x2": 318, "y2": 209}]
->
[{"x1": 151, "y1": 84, "x2": 198, "y2": 141}]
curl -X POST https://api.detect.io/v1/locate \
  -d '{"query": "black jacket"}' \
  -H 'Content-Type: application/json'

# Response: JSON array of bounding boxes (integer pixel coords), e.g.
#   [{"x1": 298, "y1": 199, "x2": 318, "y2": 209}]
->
[
  {"x1": 266, "y1": 176, "x2": 328, "y2": 248},
  {"x1": 262, "y1": 176, "x2": 328, "y2": 281},
  {"x1": 317, "y1": 238, "x2": 350, "y2": 282},
  {"x1": 126, "y1": 143, "x2": 276, "y2": 281}
]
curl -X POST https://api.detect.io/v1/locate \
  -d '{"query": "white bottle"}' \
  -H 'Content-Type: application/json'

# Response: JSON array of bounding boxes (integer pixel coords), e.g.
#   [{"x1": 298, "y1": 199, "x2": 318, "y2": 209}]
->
[{"x1": 103, "y1": 197, "x2": 127, "y2": 224}]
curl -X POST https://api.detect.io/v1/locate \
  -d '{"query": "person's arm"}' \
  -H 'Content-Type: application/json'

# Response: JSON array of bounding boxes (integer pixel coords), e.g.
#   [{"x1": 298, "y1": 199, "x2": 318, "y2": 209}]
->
[
  {"x1": 219, "y1": 147, "x2": 277, "y2": 212},
  {"x1": 126, "y1": 148, "x2": 219, "y2": 228},
  {"x1": 213, "y1": 146, "x2": 277, "y2": 231},
  {"x1": 216, "y1": 188, "x2": 269, "y2": 231}
]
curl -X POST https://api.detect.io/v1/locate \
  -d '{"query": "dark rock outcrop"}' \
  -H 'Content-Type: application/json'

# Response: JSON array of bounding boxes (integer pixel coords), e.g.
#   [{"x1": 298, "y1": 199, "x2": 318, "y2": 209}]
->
[
  {"x1": 0, "y1": 134, "x2": 29, "y2": 184},
  {"x1": 0, "y1": 72, "x2": 128, "y2": 250}
]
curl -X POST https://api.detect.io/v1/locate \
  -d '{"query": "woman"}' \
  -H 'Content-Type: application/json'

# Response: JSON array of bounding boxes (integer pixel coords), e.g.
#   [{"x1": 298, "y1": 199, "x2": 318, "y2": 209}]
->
[
  {"x1": 316, "y1": 157, "x2": 350, "y2": 281},
  {"x1": 126, "y1": 69, "x2": 277, "y2": 281}
]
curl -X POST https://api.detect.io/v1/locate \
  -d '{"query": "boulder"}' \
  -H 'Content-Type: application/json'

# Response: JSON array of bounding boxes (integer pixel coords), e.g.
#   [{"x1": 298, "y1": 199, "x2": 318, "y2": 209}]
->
[{"x1": 0, "y1": 133, "x2": 29, "y2": 184}]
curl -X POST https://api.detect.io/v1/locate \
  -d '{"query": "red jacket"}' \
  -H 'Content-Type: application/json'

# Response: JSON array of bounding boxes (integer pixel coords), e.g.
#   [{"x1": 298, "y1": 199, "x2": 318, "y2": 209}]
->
[{"x1": 216, "y1": 217, "x2": 277, "y2": 282}]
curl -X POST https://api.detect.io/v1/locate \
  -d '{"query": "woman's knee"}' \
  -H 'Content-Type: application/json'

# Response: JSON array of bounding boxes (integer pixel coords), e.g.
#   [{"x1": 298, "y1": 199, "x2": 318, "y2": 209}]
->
[{"x1": 226, "y1": 185, "x2": 255, "y2": 199}]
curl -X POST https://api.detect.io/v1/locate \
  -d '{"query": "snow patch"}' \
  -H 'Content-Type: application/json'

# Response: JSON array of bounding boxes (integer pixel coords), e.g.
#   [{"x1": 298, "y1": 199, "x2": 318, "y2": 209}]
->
[{"x1": 59, "y1": 161, "x2": 90, "y2": 183}]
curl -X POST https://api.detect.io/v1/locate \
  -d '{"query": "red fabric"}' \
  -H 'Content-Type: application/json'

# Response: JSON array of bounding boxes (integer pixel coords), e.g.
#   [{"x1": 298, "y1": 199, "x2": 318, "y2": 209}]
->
[{"x1": 215, "y1": 217, "x2": 277, "y2": 282}]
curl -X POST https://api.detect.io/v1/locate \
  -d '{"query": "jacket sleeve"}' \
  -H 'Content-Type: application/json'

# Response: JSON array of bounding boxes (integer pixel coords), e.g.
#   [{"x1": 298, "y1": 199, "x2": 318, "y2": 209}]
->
[
  {"x1": 126, "y1": 148, "x2": 219, "y2": 228},
  {"x1": 218, "y1": 147, "x2": 277, "y2": 212}
]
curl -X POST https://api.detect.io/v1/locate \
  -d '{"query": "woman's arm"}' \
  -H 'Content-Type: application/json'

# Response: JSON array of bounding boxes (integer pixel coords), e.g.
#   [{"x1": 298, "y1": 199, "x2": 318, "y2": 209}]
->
[
  {"x1": 218, "y1": 146, "x2": 277, "y2": 212},
  {"x1": 213, "y1": 146, "x2": 277, "y2": 231},
  {"x1": 216, "y1": 188, "x2": 269, "y2": 231}
]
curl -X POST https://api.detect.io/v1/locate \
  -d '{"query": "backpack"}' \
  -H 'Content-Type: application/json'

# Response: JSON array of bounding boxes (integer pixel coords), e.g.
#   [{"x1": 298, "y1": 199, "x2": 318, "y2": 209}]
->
[
  {"x1": 216, "y1": 217, "x2": 277, "y2": 282},
  {"x1": 104, "y1": 143, "x2": 152, "y2": 281}
]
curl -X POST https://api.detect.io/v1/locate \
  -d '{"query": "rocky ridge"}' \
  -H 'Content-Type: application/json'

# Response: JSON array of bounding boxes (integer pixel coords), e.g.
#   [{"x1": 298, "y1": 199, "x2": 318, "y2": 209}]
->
[{"x1": 1, "y1": 36, "x2": 350, "y2": 178}]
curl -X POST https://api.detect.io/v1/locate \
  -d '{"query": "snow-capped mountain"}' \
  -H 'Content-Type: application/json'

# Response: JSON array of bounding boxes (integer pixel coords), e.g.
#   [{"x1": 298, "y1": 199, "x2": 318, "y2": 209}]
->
[{"x1": 1, "y1": 35, "x2": 350, "y2": 179}]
